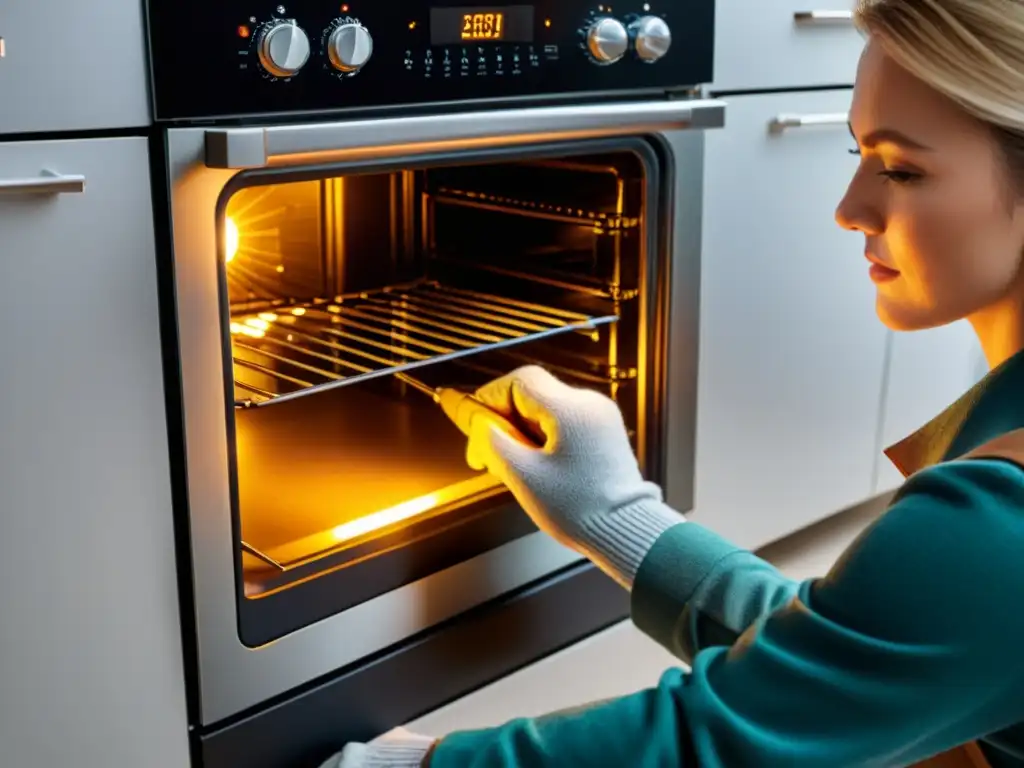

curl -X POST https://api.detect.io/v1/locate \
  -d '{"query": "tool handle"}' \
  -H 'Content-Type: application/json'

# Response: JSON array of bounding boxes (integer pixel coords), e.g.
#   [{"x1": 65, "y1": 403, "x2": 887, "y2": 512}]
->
[{"x1": 437, "y1": 388, "x2": 543, "y2": 447}]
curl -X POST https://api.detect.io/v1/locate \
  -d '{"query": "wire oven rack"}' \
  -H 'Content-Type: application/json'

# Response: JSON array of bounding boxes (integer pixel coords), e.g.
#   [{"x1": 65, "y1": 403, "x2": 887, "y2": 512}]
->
[
  {"x1": 230, "y1": 280, "x2": 618, "y2": 408},
  {"x1": 429, "y1": 186, "x2": 640, "y2": 233}
]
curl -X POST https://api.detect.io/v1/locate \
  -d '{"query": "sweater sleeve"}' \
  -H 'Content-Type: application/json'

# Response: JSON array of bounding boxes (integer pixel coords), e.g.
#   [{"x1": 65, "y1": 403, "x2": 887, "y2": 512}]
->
[
  {"x1": 427, "y1": 459, "x2": 1024, "y2": 767},
  {"x1": 628, "y1": 518, "x2": 800, "y2": 663}
]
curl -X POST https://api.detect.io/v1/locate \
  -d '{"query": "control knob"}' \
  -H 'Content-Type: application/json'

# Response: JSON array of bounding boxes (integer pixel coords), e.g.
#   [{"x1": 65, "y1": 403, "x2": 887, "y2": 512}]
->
[
  {"x1": 327, "y1": 22, "x2": 374, "y2": 73},
  {"x1": 586, "y1": 17, "x2": 629, "y2": 64},
  {"x1": 257, "y1": 20, "x2": 311, "y2": 77},
  {"x1": 629, "y1": 15, "x2": 672, "y2": 62}
]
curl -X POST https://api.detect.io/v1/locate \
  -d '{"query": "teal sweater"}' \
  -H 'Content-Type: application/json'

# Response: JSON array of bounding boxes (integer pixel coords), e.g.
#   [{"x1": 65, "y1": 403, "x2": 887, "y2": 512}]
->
[{"x1": 429, "y1": 351, "x2": 1024, "y2": 767}]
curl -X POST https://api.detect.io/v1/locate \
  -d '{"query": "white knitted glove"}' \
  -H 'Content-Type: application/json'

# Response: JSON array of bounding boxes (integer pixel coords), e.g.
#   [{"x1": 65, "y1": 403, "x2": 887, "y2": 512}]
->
[
  {"x1": 318, "y1": 728, "x2": 436, "y2": 768},
  {"x1": 462, "y1": 365, "x2": 684, "y2": 588}
]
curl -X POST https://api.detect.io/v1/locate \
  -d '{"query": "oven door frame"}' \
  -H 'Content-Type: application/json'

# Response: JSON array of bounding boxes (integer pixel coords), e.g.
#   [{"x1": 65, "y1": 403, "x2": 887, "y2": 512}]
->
[{"x1": 165, "y1": 98, "x2": 724, "y2": 729}]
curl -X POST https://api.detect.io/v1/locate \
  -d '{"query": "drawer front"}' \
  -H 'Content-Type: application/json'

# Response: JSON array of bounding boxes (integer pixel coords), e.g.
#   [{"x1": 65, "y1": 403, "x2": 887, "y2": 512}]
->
[
  {"x1": 713, "y1": 0, "x2": 863, "y2": 92},
  {"x1": 0, "y1": 2, "x2": 150, "y2": 134},
  {"x1": 0, "y1": 138, "x2": 190, "y2": 765}
]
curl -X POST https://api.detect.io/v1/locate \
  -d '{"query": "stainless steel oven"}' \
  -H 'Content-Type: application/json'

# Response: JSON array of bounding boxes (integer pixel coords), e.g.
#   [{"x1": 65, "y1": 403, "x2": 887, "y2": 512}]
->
[{"x1": 147, "y1": 0, "x2": 721, "y2": 765}]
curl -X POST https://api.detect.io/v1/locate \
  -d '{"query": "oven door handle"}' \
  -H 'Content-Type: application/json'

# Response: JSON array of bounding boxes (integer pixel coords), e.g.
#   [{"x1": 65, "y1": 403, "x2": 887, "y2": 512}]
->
[{"x1": 204, "y1": 99, "x2": 728, "y2": 169}]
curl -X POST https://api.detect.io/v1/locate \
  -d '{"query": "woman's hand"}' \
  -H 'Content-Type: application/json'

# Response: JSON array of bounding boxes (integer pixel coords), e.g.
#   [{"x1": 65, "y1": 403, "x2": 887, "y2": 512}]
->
[
  {"x1": 456, "y1": 365, "x2": 683, "y2": 587},
  {"x1": 318, "y1": 728, "x2": 436, "y2": 768}
]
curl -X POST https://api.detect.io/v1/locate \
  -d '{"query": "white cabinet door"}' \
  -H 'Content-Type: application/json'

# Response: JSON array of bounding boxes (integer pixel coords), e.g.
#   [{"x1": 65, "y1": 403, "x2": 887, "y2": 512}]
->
[
  {"x1": 0, "y1": 2, "x2": 150, "y2": 133},
  {"x1": 874, "y1": 323, "x2": 986, "y2": 492},
  {"x1": 713, "y1": 0, "x2": 863, "y2": 92},
  {"x1": 0, "y1": 138, "x2": 190, "y2": 766},
  {"x1": 691, "y1": 89, "x2": 888, "y2": 550}
]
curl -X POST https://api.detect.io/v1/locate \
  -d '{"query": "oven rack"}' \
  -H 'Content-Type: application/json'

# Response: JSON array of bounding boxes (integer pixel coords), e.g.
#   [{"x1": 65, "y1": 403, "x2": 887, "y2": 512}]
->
[
  {"x1": 230, "y1": 281, "x2": 618, "y2": 408},
  {"x1": 429, "y1": 187, "x2": 639, "y2": 232},
  {"x1": 430, "y1": 252, "x2": 637, "y2": 301}
]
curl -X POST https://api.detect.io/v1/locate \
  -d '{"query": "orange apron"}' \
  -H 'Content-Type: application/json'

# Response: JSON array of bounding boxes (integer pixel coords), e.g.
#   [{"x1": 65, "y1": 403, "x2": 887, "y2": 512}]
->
[{"x1": 898, "y1": 428, "x2": 1024, "y2": 768}]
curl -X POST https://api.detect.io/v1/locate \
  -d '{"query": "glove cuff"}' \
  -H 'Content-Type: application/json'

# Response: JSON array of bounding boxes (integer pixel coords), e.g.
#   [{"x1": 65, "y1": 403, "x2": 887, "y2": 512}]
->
[
  {"x1": 363, "y1": 741, "x2": 435, "y2": 768},
  {"x1": 578, "y1": 487, "x2": 686, "y2": 589}
]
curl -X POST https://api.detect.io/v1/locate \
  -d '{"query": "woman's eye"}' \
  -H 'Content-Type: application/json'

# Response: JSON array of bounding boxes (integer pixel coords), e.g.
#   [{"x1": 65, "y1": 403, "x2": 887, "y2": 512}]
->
[
  {"x1": 878, "y1": 169, "x2": 920, "y2": 184},
  {"x1": 848, "y1": 147, "x2": 861, "y2": 156}
]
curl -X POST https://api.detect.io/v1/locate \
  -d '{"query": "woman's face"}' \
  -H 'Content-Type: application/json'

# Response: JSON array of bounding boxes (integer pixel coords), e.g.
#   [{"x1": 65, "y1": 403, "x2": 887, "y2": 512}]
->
[{"x1": 836, "y1": 38, "x2": 1024, "y2": 331}]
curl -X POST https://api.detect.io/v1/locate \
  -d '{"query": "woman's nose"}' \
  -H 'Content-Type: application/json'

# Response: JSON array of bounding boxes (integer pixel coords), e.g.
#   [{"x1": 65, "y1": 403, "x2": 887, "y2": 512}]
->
[
  {"x1": 835, "y1": 176, "x2": 882, "y2": 234},
  {"x1": 834, "y1": 198, "x2": 859, "y2": 231}
]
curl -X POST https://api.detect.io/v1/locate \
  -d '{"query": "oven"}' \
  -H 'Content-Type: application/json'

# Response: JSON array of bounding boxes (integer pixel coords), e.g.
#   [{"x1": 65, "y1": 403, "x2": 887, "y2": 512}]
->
[{"x1": 147, "y1": 0, "x2": 722, "y2": 765}]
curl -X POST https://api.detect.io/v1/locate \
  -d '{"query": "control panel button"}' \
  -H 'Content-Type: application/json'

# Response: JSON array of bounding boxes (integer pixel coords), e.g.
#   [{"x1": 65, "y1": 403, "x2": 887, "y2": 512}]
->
[
  {"x1": 586, "y1": 17, "x2": 628, "y2": 64},
  {"x1": 630, "y1": 15, "x2": 672, "y2": 62},
  {"x1": 327, "y1": 22, "x2": 373, "y2": 73},
  {"x1": 258, "y1": 20, "x2": 311, "y2": 77}
]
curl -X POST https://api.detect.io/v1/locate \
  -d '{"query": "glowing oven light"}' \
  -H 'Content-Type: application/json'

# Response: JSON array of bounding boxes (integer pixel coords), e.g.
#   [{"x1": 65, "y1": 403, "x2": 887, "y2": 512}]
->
[
  {"x1": 224, "y1": 216, "x2": 240, "y2": 262},
  {"x1": 330, "y1": 492, "x2": 442, "y2": 543}
]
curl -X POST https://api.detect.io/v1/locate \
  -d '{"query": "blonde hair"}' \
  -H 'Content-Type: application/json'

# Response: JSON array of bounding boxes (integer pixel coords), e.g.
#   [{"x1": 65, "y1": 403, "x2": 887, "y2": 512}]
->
[{"x1": 855, "y1": 0, "x2": 1024, "y2": 184}]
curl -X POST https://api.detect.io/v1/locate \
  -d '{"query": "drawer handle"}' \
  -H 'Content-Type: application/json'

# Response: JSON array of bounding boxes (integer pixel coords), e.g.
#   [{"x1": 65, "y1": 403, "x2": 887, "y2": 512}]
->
[
  {"x1": 794, "y1": 10, "x2": 854, "y2": 24},
  {"x1": 0, "y1": 169, "x2": 86, "y2": 196},
  {"x1": 770, "y1": 112, "x2": 849, "y2": 132}
]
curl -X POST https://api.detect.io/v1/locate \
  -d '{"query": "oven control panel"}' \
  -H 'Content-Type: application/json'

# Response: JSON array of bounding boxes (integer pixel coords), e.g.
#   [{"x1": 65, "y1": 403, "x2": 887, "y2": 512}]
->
[{"x1": 147, "y1": 1, "x2": 713, "y2": 121}]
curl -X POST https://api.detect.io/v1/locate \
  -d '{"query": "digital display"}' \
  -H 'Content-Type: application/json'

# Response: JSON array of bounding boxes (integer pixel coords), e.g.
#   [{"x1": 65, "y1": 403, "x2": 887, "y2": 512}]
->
[
  {"x1": 430, "y1": 6, "x2": 535, "y2": 45},
  {"x1": 462, "y1": 12, "x2": 504, "y2": 40}
]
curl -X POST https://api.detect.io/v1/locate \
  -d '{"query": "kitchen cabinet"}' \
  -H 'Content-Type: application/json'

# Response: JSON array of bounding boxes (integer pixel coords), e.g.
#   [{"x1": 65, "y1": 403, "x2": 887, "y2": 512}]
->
[
  {"x1": 712, "y1": 0, "x2": 863, "y2": 92},
  {"x1": 691, "y1": 88, "x2": 888, "y2": 550},
  {"x1": 0, "y1": 138, "x2": 190, "y2": 766},
  {"x1": 0, "y1": 2, "x2": 150, "y2": 134},
  {"x1": 874, "y1": 323, "x2": 986, "y2": 492}
]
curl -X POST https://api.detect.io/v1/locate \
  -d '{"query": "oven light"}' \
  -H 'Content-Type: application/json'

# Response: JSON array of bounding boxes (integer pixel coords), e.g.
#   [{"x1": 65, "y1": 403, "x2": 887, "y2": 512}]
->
[
  {"x1": 330, "y1": 491, "x2": 443, "y2": 543},
  {"x1": 245, "y1": 317, "x2": 271, "y2": 331},
  {"x1": 224, "y1": 216, "x2": 240, "y2": 262},
  {"x1": 230, "y1": 321, "x2": 266, "y2": 339}
]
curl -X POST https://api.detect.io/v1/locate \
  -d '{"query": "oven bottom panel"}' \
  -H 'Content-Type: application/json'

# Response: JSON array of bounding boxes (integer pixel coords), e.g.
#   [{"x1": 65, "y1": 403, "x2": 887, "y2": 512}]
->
[{"x1": 196, "y1": 563, "x2": 628, "y2": 768}]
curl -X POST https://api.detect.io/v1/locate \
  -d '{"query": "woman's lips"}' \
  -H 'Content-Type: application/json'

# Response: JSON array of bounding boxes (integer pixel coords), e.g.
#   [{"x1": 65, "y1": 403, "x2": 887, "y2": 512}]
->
[
  {"x1": 865, "y1": 253, "x2": 899, "y2": 283},
  {"x1": 869, "y1": 263, "x2": 900, "y2": 282}
]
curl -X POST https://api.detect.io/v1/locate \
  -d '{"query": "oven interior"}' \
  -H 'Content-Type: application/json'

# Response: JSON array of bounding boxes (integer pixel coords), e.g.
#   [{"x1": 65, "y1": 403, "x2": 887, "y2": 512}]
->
[{"x1": 220, "y1": 147, "x2": 657, "y2": 601}]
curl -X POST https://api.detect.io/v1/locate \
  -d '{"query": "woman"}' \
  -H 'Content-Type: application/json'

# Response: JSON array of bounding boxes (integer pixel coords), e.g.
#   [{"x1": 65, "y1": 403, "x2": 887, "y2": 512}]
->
[{"x1": 325, "y1": 0, "x2": 1024, "y2": 764}]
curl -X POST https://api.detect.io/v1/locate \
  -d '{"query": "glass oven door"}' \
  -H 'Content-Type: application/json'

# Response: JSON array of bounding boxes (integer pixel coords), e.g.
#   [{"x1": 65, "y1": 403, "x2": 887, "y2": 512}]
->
[
  {"x1": 168, "y1": 99, "x2": 722, "y2": 727},
  {"x1": 226, "y1": 145, "x2": 658, "y2": 645}
]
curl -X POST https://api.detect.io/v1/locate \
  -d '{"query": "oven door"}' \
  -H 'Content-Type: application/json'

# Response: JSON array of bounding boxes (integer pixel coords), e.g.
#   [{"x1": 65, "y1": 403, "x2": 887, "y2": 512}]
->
[{"x1": 167, "y1": 98, "x2": 723, "y2": 729}]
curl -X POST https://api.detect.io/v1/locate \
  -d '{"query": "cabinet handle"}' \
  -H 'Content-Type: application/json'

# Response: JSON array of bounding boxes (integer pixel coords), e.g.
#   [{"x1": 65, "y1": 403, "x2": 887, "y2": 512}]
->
[
  {"x1": 794, "y1": 10, "x2": 854, "y2": 24},
  {"x1": 770, "y1": 113, "x2": 849, "y2": 132},
  {"x1": 0, "y1": 169, "x2": 86, "y2": 196}
]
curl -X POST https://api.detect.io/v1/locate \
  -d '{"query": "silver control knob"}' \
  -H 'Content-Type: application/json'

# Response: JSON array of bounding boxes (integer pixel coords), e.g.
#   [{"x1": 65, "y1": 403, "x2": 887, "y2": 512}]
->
[
  {"x1": 586, "y1": 17, "x2": 629, "y2": 64},
  {"x1": 258, "y1": 20, "x2": 311, "y2": 77},
  {"x1": 327, "y1": 22, "x2": 373, "y2": 73},
  {"x1": 630, "y1": 15, "x2": 672, "y2": 62}
]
